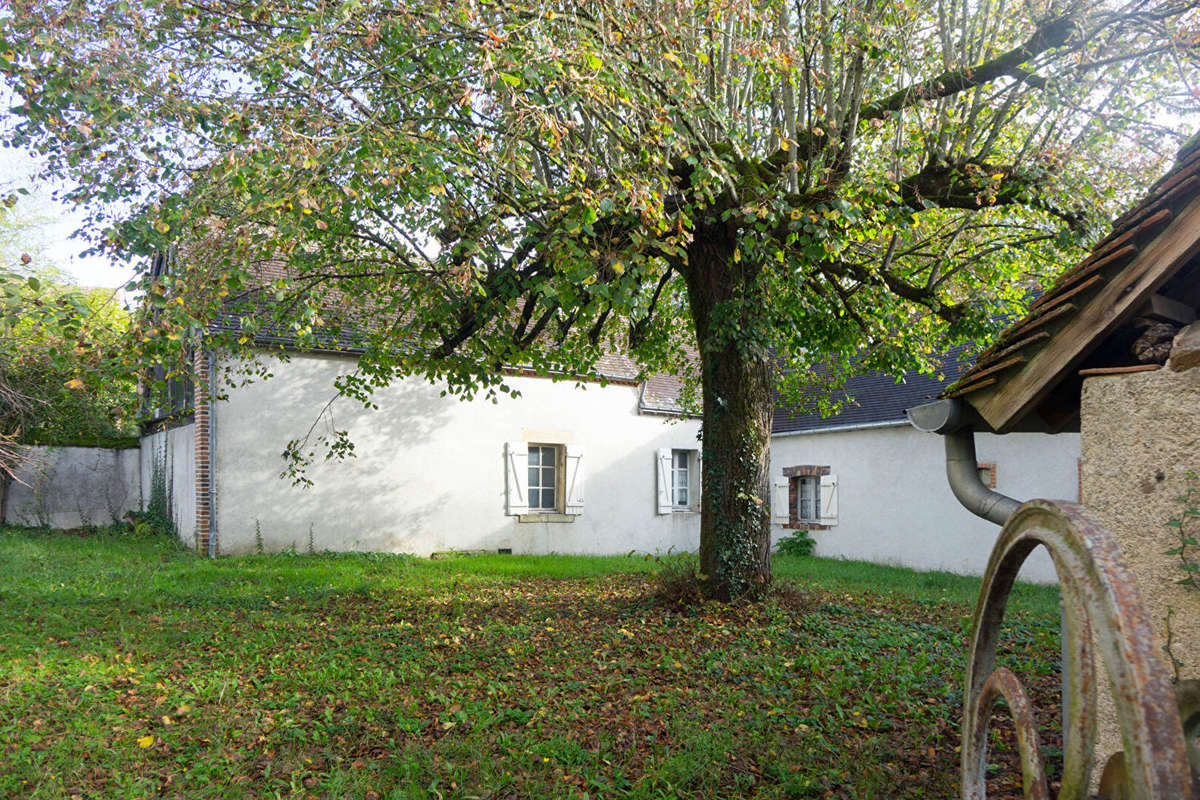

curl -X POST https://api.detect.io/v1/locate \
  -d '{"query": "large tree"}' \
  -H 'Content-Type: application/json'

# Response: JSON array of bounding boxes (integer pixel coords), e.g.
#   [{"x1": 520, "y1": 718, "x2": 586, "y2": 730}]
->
[{"x1": 3, "y1": 0, "x2": 1197, "y2": 596}]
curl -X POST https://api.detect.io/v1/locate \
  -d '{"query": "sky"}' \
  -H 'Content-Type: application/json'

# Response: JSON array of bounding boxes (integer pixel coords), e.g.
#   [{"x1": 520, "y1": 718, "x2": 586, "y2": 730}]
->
[{"x1": 0, "y1": 146, "x2": 137, "y2": 289}]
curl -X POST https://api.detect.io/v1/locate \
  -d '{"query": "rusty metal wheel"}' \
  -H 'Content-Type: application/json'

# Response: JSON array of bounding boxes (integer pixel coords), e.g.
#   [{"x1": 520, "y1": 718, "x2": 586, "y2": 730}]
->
[{"x1": 961, "y1": 500, "x2": 1193, "y2": 800}]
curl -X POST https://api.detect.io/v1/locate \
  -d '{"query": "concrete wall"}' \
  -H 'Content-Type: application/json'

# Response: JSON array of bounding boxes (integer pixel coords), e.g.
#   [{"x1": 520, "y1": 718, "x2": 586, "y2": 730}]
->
[
  {"x1": 4, "y1": 445, "x2": 140, "y2": 528},
  {"x1": 769, "y1": 424, "x2": 1081, "y2": 584},
  {"x1": 140, "y1": 424, "x2": 197, "y2": 544},
  {"x1": 211, "y1": 353, "x2": 703, "y2": 556},
  {"x1": 1080, "y1": 366, "x2": 1200, "y2": 781}
]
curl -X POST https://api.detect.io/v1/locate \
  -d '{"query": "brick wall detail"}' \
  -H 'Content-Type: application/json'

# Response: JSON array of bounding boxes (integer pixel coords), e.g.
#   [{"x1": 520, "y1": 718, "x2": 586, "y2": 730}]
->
[
  {"x1": 976, "y1": 462, "x2": 997, "y2": 490},
  {"x1": 193, "y1": 348, "x2": 213, "y2": 554}
]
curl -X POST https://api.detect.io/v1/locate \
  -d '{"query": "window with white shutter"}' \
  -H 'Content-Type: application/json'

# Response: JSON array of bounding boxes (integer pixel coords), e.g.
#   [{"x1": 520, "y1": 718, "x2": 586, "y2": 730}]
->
[
  {"x1": 780, "y1": 465, "x2": 837, "y2": 529},
  {"x1": 819, "y1": 474, "x2": 838, "y2": 526},
  {"x1": 504, "y1": 441, "x2": 529, "y2": 515},
  {"x1": 506, "y1": 441, "x2": 583, "y2": 519},
  {"x1": 657, "y1": 448, "x2": 699, "y2": 514}
]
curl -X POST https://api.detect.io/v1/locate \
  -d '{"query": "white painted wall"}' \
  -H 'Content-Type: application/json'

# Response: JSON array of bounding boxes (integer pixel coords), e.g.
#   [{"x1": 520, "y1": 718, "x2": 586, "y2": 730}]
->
[
  {"x1": 769, "y1": 424, "x2": 1081, "y2": 584},
  {"x1": 212, "y1": 353, "x2": 703, "y2": 556},
  {"x1": 4, "y1": 445, "x2": 140, "y2": 528},
  {"x1": 139, "y1": 424, "x2": 196, "y2": 543}
]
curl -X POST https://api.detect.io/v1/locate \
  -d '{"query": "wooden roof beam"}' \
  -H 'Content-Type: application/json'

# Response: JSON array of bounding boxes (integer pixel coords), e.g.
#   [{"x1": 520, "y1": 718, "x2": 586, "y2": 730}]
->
[{"x1": 964, "y1": 193, "x2": 1200, "y2": 433}]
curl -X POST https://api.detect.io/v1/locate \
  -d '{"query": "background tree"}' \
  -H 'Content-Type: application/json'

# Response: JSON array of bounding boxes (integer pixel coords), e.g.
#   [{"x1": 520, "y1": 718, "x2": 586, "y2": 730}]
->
[
  {"x1": 0, "y1": 182, "x2": 138, "y2": 516},
  {"x1": 0, "y1": 264, "x2": 137, "y2": 516},
  {"x1": 3, "y1": 0, "x2": 1198, "y2": 597}
]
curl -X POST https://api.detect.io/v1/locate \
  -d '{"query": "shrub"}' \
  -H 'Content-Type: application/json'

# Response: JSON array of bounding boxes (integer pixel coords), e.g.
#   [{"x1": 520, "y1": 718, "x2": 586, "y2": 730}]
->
[
  {"x1": 651, "y1": 552, "x2": 706, "y2": 610},
  {"x1": 776, "y1": 530, "x2": 816, "y2": 557}
]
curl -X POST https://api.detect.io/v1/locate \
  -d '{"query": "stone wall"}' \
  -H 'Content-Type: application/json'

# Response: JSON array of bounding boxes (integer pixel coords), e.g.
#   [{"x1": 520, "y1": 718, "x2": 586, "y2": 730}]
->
[
  {"x1": 1080, "y1": 356, "x2": 1200, "y2": 782},
  {"x1": 139, "y1": 424, "x2": 197, "y2": 546},
  {"x1": 4, "y1": 445, "x2": 140, "y2": 528}
]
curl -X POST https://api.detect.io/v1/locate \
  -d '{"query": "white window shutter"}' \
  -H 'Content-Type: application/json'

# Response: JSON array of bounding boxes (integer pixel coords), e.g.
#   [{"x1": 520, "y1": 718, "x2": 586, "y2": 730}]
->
[
  {"x1": 691, "y1": 450, "x2": 701, "y2": 511},
  {"x1": 505, "y1": 441, "x2": 529, "y2": 516},
  {"x1": 772, "y1": 479, "x2": 790, "y2": 524},
  {"x1": 564, "y1": 445, "x2": 585, "y2": 515},
  {"x1": 655, "y1": 448, "x2": 672, "y2": 514},
  {"x1": 819, "y1": 474, "x2": 838, "y2": 526}
]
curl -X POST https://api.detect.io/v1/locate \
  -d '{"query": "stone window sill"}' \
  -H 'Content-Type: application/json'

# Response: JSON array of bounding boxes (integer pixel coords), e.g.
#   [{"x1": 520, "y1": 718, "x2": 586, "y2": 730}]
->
[{"x1": 517, "y1": 513, "x2": 578, "y2": 523}]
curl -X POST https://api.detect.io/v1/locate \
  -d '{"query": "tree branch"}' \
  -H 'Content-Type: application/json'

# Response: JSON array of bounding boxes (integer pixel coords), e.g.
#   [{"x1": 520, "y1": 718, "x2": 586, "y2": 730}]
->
[
  {"x1": 859, "y1": 15, "x2": 1076, "y2": 121},
  {"x1": 898, "y1": 159, "x2": 1084, "y2": 228}
]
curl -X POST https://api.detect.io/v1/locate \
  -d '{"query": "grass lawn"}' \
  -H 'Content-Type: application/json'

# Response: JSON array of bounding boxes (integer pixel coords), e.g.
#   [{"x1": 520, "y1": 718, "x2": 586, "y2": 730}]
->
[{"x1": 0, "y1": 528, "x2": 1063, "y2": 799}]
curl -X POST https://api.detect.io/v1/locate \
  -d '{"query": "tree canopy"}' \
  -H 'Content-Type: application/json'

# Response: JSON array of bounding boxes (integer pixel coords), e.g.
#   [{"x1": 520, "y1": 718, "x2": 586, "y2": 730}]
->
[
  {"x1": 0, "y1": 180, "x2": 137, "y2": 485},
  {"x1": 4, "y1": 0, "x2": 1198, "y2": 594}
]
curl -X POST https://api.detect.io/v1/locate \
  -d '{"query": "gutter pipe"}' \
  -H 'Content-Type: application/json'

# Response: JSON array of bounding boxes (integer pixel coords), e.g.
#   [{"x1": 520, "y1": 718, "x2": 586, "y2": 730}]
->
[
  {"x1": 907, "y1": 396, "x2": 1070, "y2": 747},
  {"x1": 905, "y1": 397, "x2": 1020, "y2": 526},
  {"x1": 771, "y1": 419, "x2": 910, "y2": 437},
  {"x1": 943, "y1": 429, "x2": 1021, "y2": 526}
]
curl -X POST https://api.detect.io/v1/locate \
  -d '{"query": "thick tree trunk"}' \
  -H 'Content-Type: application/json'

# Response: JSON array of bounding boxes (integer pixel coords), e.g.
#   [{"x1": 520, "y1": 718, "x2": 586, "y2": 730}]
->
[{"x1": 683, "y1": 223, "x2": 774, "y2": 600}]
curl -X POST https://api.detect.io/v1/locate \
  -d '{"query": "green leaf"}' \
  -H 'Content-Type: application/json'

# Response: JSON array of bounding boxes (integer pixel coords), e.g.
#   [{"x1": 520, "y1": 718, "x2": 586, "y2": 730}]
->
[{"x1": 499, "y1": 72, "x2": 521, "y2": 87}]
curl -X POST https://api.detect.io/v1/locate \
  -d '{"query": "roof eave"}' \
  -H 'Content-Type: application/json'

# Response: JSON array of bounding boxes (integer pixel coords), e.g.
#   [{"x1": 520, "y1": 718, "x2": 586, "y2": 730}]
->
[{"x1": 960, "y1": 191, "x2": 1200, "y2": 433}]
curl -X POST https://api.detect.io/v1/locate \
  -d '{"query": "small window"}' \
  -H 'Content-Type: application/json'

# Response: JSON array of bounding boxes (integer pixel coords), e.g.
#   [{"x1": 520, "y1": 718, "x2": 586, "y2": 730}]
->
[
  {"x1": 797, "y1": 475, "x2": 820, "y2": 523},
  {"x1": 776, "y1": 466, "x2": 837, "y2": 529},
  {"x1": 672, "y1": 449, "x2": 690, "y2": 508},
  {"x1": 505, "y1": 441, "x2": 584, "y2": 518},
  {"x1": 657, "y1": 448, "x2": 699, "y2": 514},
  {"x1": 527, "y1": 444, "x2": 560, "y2": 512}
]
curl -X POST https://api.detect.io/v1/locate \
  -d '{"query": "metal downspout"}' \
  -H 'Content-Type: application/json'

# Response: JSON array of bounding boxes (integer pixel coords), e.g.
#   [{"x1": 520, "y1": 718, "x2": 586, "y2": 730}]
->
[
  {"x1": 907, "y1": 396, "x2": 1069, "y2": 758},
  {"x1": 943, "y1": 428, "x2": 1021, "y2": 526},
  {"x1": 906, "y1": 397, "x2": 1021, "y2": 525}
]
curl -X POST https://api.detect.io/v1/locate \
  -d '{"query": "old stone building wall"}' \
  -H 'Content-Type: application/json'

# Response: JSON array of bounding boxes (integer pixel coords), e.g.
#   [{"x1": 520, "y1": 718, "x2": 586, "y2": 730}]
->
[{"x1": 1080, "y1": 354, "x2": 1200, "y2": 782}]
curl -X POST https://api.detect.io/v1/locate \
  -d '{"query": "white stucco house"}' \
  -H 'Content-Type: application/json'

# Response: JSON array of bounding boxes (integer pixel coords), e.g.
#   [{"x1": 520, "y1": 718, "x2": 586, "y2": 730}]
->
[
  {"x1": 133, "y1": 321, "x2": 1077, "y2": 583},
  {"x1": 141, "y1": 338, "x2": 707, "y2": 557},
  {"x1": 768, "y1": 353, "x2": 1078, "y2": 583}
]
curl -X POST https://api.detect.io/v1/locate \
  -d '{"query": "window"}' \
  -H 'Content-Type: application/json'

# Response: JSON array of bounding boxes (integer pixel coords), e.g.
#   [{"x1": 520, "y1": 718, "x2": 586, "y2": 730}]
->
[
  {"x1": 505, "y1": 441, "x2": 584, "y2": 518},
  {"x1": 656, "y1": 448, "x2": 699, "y2": 513},
  {"x1": 671, "y1": 449, "x2": 690, "y2": 508},
  {"x1": 774, "y1": 466, "x2": 838, "y2": 529},
  {"x1": 797, "y1": 475, "x2": 819, "y2": 522},
  {"x1": 528, "y1": 444, "x2": 560, "y2": 511}
]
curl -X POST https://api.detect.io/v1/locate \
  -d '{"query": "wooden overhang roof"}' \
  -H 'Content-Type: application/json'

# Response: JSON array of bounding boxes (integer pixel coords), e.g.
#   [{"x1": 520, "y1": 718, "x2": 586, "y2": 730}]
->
[{"x1": 944, "y1": 141, "x2": 1200, "y2": 434}]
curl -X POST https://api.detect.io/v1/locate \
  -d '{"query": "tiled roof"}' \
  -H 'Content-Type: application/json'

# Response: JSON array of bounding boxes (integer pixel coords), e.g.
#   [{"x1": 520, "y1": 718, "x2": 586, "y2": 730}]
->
[
  {"x1": 208, "y1": 308, "x2": 372, "y2": 354},
  {"x1": 593, "y1": 352, "x2": 641, "y2": 382},
  {"x1": 772, "y1": 347, "x2": 972, "y2": 433},
  {"x1": 641, "y1": 372, "x2": 688, "y2": 414},
  {"x1": 208, "y1": 306, "x2": 654, "y2": 387},
  {"x1": 946, "y1": 138, "x2": 1200, "y2": 400}
]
